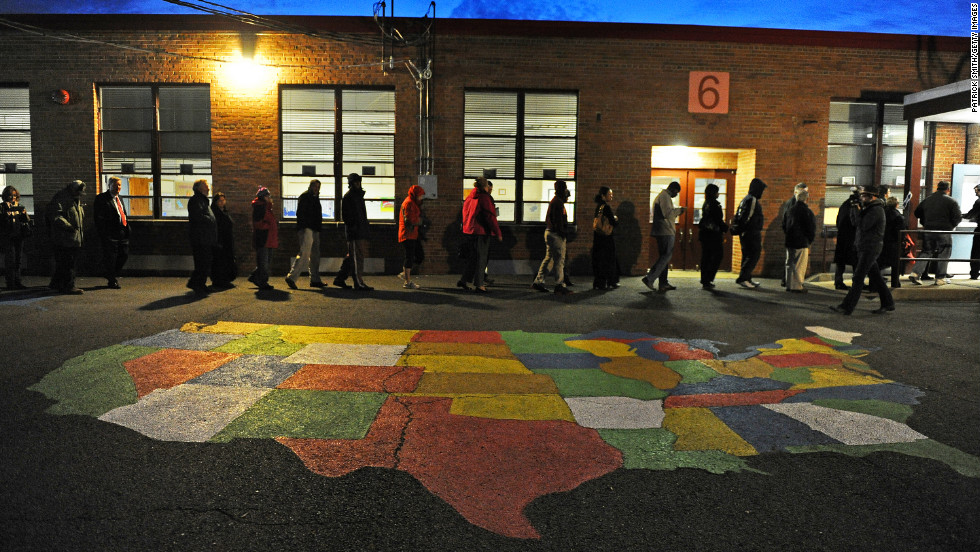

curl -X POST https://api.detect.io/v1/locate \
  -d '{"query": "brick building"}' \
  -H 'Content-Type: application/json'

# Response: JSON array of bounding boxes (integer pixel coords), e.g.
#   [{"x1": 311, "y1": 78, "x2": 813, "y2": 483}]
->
[{"x1": 0, "y1": 14, "x2": 971, "y2": 281}]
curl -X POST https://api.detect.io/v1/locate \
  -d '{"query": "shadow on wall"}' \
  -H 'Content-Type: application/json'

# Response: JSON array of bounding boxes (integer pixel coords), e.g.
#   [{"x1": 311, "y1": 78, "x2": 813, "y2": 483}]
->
[
  {"x1": 764, "y1": 197, "x2": 791, "y2": 280},
  {"x1": 440, "y1": 211, "x2": 520, "y2": 276},
  {"x1": 615, "y1": 201, "x2": 642, "y2": 276}
]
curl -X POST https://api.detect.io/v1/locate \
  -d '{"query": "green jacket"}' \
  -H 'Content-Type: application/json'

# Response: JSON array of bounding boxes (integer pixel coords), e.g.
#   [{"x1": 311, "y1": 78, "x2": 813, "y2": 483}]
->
[{"x1": 47, "y1": 187, "x2": 84, "y2": 248}]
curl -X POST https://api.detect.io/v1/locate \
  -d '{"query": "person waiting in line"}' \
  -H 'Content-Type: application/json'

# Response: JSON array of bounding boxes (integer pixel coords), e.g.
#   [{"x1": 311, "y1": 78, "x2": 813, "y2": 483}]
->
[
  {"x1": 642, "y1": 181, "x2": 686, "y2": 293},
  {"x1": 909, "y1": 181, "x2": 961, "y2": 285},
  {"x1": 963, "y1": 183, "x2": 980, "y2": 280},
  {"x1": 778, "y1": 182, "x2": 807, "y2": 287},
  {"x1": 210, "y1": 192, "x2": 237, "y2": 289},
  {"x1": 1, "y1": 185, "x2": 32, "y2": 290},
  {"x1": 731, "y1": 177, "x2": 766, "y2": 289},
  {"x1": 877, "y1": 193, "x2": 905, "y2": 289},
  {"x1": 459, "y1": 177, "x2": 502, "y2": 293},
  {"x1": 398, "y1": 184, "x2": 426, "y2": 289},
  {"x1": 248, "y1": 187, "x2": 278, "y2": 291},
  {"x1": 831, "y1": 185, "x2": 894, "y2": 315},
  {"x1": 591, "y1": 186, "x2": 620, "y2": 290},
  {"x1": 335, "y1": 173, "x2": 373, "y2": 291},
  {"x1": 782, "y1": 185, "x2": 816, "y2": 293},
  {"x1": 531, "y1": 180, "x2": 573, "y2": 295},
  {"x1": 698, "y1": 183, "x2": 728, "y2": 290},
  {"x1": 483, "y1": 180, "x2": 499, "y2": 286},
  {"x1": 186, "y1": 179, "x2": 216, "y2": 294},
  {"x1": 285, "y1": 179, "x2": 325, "y2": 290},
  {"x1": 93, "y1": 176, "x2": 130, "y2": 289},
  {"x1": 832, "y1": 187, "x2": 860, "y2": 290},
  {"x1": 47, "y1": 179, "x2": 86, "y2": 295}
]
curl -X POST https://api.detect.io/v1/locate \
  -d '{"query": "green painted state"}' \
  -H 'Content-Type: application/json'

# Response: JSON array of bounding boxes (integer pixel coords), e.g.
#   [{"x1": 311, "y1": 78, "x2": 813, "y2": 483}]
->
[
  {"x1": 210, "y1": 389, "x2": 387, "y2": 443},
  {"x1": 665, "y1": 360, "x2": 720, "y2": 384},
  {"x1": 770, "y1": 367, "x2": 815, "y2": 384},
  {"x1": 500, "y1": 330, "x2": 580, "y2": 354},
  {"x1": 533, "y1": 368, "x2": 668, "y2": 400},
  {"x1": 213, "y1": 326, "x2": 304, "y2": 356},
  {"x1": 811, "y1": 399, "x2": 914, "y2": 423},
  {"x1": 787, "y1": 440, "x2": 980, "y2": 478},
  {"x1": 28, "y1": 345, "x2": 156, "y2": 417},
  {"x1": 598, "y1": 428, "x2": 761, "y2": 474}
]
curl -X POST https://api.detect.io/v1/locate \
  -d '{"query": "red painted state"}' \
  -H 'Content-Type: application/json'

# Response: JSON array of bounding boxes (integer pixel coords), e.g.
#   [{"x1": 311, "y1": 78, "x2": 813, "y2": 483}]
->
[
  {"x1": 410, "y1": 330, "x2": 505, "y2": 344},
  {"x1": 654, "y1": 341, "x2": 716, "y2": 360},
  {"x1": 278, "y1": 364, "x2": 424, "y2": 392},
  {"x1": 279, "y1": 396, "x2": 623, "y2": 539},
  {"x1": 759, "y1": 352, "x2": 841, "y2": 368},
  {"x1": 664, "y1": 388, "x2": 805, "y2": 408}
]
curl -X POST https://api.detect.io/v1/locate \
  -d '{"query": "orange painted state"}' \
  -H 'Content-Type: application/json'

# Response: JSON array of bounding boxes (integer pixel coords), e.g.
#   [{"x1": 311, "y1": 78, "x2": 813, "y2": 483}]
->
[
  {"x1": 278, "y1": 364, "x2": 424, "y2": 393},
  {"x1": 124, "y1": 349, "x2": 237, "y2": 397}
]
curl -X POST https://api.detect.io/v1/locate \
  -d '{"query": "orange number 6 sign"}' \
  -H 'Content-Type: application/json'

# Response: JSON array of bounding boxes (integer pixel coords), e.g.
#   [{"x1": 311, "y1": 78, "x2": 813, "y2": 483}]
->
[{"x1": 688, "y1": 71, "x2": 730, "y2": 114}]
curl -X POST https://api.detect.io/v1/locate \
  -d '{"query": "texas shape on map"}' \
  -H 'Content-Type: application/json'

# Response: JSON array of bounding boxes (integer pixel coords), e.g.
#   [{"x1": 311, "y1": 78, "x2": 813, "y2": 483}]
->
[{"x1": 29, "y1": 322, "x2": 980, "y2": 539}]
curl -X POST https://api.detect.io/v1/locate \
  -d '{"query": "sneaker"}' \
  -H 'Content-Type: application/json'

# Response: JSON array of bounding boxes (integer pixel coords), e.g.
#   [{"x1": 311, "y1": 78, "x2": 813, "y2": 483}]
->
[
  {"x1": 829, "y1": 305, "x2": 852, "y2": 315},
  {"x1": 403, "y1": 281, "x2": 420, "y2": 289},
  {"x1": 332, "y1": 278, "x2": 351, "y2": 289},
  {"x1": 554, "y1": 285, "x2": 573, "y2": 295},
  {"x1": 935, "y1": 278, "x2": 948, "y2": 286},
  {"x1": 921, "y1": 275, "x2": 934, "y2": 281},
  {"x1": 531, "y1": 282, "x2": 549, "y2": 292},
  {"x1": 310, "y1": 281, "x2": 326, "y2": 288},
  {"x1": 834, "y1": 282, "x2": 849, "y2": 290},
  {"x1": 397, "y1": 271, "x2": 406, "y2": 281},
  {"x1": 701, "y1": 282, "x2": 715, "y2": 290},
  {"x1": 457, "y1": 280, "x2": 471, "y2": 290},
  {"x1": 908, "y1": 275, "x2": 921, "y2": 285},
  {"x1": 641, "y1": 276, "x2": 657, "y2": 291},
  {"x1": 60, "y1": 287, "x2": 84, "y2": 295},
  {"x1": 285, "y1": 277, "x2": 297, "y2": 289}
]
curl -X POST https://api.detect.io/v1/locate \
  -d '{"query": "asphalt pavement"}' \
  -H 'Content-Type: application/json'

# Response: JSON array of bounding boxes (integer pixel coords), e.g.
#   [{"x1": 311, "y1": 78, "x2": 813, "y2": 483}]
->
[{"x1": 1, "y1": 271, "x2": 978, "y2": 551}]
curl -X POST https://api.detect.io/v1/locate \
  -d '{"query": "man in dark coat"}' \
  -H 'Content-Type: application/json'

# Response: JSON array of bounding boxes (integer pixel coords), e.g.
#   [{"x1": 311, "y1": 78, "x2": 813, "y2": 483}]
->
[
  {"x1": 186, "y1": 179, "x2": 217, "y2": 293},
  {"x1": 833, "y1": 188, "x2": 860, "y2": 290},
  {"x1": 909, "y1": 181, "x2": 961, "y2": 285},
  {"x1": 733, "y1": 177, "x2": 766, "y2": 288},
  {"x1": 832, "y1": 185, "x2": 894, "y2": 315},
  {"x1": 93, "y1": 176, "x2": 130, "y2": 289},
  {"x1": 334, "y1": 173, "x2": 373, "y2": 290},
  {"x1": 285, "y1": 179, "x2": 325, "y2": 289}
]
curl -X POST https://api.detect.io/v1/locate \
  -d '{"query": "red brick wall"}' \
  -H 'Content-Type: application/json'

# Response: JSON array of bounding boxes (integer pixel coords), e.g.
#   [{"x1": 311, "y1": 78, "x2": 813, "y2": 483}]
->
[
  {"x1": 0, "y1": 17, "x2": 968, "y2": 278},
  {"x1": 933, "y1": 123, "x2": 967, "y2": 186}
]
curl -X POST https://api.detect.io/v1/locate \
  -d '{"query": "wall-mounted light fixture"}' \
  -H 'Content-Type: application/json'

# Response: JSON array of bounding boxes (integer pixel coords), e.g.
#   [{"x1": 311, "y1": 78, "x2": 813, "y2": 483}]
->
[{"x1": 50, "y1": 89, "x2": 70, "y2": 105}]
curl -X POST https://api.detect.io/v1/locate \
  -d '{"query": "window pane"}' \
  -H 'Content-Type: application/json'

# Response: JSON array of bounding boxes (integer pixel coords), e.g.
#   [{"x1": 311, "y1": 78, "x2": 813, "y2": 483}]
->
[
  {"x1": 101, "y1": 131, "x2": 152, "y2": 153},
  {"x1": 102, "y1": 155, "x2": 152, "y2": 174},
  {"x1": 161, "y1": 156, "x2": 212, "y2": 175},
  {"x1": 160, "y1": 174, "x2": 207, "y2": 218},
  {"x1": 106, "y1": 174, "x2": 154, "y2": 217},
  {"x1": 366, "y1": 199, "x2": 395, "y2": 219},
  {"x1": 342, "y1": 90, "x2": 395, "y2": 133},
  {"x1": 525, "y1": 93, "x2": 577, "y2": 137},
  {"x1": 100, "y1": 108, "x2": 154, "y2": 131},
  {"x1": 826, "y1": 165, "x2": 873, "y2": 187},
  {"x1": 828, "y1": 122, "x2": 874, "y2": 145},
  {"x1": 283, "y1": 134, "x2": 333, "y2": 162},
  {"x1": 496, "y1": 201, "x2": 515, "y2": 222},
  {"x1": 465, "y1": 92, "x2": 518, "y2": 135},
  {"x1": 159, "y1": 87, "x2": 210, "y2": 131},
  {"x1": 881, "y1": 123, "x2": 907, "y2": 146},
  {"x1": 829, "y1": 102, "x2": 876, "y2": 123},
  {"x1": 827, "y1": 144, "x2": 874, "y2": 165},
  {"x1": 343, "y1": 134, "x2": 394, "y2": 161},
  {"x1": 160, "y1": 132, "x2": 211, "y2": 154}
]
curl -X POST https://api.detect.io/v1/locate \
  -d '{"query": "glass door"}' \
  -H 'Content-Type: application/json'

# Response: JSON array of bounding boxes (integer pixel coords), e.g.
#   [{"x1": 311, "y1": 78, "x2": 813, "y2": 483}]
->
[{"x1": 650, "y1": 169, "x2": 735, "y2": 270}]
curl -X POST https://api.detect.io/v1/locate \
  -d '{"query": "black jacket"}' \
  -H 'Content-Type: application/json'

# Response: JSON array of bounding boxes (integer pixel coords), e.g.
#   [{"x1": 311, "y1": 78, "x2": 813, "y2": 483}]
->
[
  {"x1": 94, "y1": 191, "x2": 131, "y2": 241},
  {"x1": 342, "y1": 188, "x2": 370, "y2": 241},
  {"x1": 783, "y1": 201, "x2": 816, "y2": 249},
  {"x1": 295, "y1": 189, "x2": 323, "y2": 232}
]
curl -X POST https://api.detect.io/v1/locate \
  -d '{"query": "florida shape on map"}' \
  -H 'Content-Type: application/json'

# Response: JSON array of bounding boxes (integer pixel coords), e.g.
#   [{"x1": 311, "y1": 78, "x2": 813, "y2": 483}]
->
[{"x1": 29, "y1": 322, "x2": 980, "y2": 539}]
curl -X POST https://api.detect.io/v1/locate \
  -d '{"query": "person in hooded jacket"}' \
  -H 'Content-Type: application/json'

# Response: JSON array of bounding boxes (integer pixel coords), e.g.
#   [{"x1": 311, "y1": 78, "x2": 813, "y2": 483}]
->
[
  {"x1": 249, "y1": 187, "x2": 278, "y2": 290},
  {"x1": 47, "y1": 179, "x2": 86, "y2": 294},
  {"x1": 782, "y1": 186, "x2": 816, "y2": 292},
  {"x1": 459, "y1": 177, "x2": 502, "y2": 292},
  {"x1": 398, "y1": 185, "x2": 425, "y2": 289},
  {"x1": 832, "y1": 185, "x2": 895, "y2": 315},
  {"x1": 732, "y1": 177, "x2": 766, "y2": 288},
  {"x1": 698, "y1": 183, "x2": 728, "y2": 290}
]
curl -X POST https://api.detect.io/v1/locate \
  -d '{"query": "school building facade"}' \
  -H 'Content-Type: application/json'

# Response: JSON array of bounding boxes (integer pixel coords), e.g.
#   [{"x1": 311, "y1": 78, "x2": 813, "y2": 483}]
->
[{"x1": 0, "y1": 14, "x2": 972, "y2": 280}]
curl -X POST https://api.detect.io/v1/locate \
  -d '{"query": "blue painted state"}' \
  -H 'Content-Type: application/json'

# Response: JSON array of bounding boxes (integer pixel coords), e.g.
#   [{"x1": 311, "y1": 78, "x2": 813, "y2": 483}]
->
[
  {"x1": 711, "y1": 404, "x2": 842, "y2": 452},
  {"x1": 671, "y1": 376, "x2": 793, "y2": 396},
  {"x1": 516, "y1": 352, "x2": 605, "y2": 370}
]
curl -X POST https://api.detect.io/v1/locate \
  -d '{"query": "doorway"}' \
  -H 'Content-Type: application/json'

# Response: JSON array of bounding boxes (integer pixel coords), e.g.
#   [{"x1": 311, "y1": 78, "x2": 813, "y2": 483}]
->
[{"x1": 649, "y1": 169, "x2": 736, "y2": 270}]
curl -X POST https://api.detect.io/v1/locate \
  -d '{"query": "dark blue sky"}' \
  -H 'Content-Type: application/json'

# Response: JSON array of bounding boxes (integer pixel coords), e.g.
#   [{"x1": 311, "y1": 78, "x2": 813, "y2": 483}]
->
[{"x1": 0, "y1": 0, "x2": 968, "y2": 37}]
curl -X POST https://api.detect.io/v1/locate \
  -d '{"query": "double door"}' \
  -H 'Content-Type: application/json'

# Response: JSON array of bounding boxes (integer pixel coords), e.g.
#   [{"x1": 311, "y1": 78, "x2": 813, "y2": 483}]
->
[{"x1": 649, "y1": 169, "x2": 736, "y2": 271}]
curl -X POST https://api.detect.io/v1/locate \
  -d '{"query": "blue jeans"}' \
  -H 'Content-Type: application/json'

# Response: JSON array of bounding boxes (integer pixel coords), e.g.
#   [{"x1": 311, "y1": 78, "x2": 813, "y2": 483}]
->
[
  {"x1": 251, "y1": 247, "x2": 271, "y2": 286},
  {"x1": 647, "y1": 234, "x2": 676, "y2": 286}
]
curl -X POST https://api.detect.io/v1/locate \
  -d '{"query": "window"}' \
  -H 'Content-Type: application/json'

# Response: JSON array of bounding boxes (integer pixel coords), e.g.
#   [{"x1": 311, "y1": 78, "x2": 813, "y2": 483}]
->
[
  {"x1": 0, "y1": 86, "x2": 33, "y2": 213},
  {"x1": 280, "y1": 87, "x2": 395, "y2": 220},
  {"x1": 98, "y1": 85, "x2": 212, "y2": 218},
  {"x1": 463, "y1": 91, "x2": 578, "y2": 223},
  {"x1": 825, "y1": 100, "x2": 929, "y2": 221}
]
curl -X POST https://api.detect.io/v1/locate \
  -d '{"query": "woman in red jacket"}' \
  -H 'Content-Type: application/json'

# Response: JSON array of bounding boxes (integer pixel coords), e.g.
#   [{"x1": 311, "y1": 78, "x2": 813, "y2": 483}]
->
[
  {"x1": 459, "y1": 177, "x2": 502, "y2": 292},
  {"x1": 398, "y1": 185, "x2": 425, "y2": 289},
  {"x1": 249, "y1": 187, "x2": 279, "y2": 291}
]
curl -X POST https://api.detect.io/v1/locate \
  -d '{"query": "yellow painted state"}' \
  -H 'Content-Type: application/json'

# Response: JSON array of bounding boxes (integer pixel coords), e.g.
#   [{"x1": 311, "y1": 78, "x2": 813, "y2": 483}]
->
[
  {"x1": 180, "y1": 321, "x2": 272, "y2": 335},
  {"x1": 791, "y1": 366, "x2": 892, "y2": 389},
  {"x1": 277, "y1": 326, "x2": 417, "y2": 345},
  {"x1": 702, "y1": 357, "x2": 773, "y2": 379},
  {"x1": 449, "y1": 394, "x2": 575, "y2": 421},
  {"x1": 601, "y1": 357, "x2": 682, "y2": 390},
  {"x1": 663, "y1": 407, "x2": 757, "y2": 456},
  {"x1": 399, "y1": 355, "x2": 531, "y2": 374},
  {"x1": 413, "y1": 372, "x2": 559, "y2": 395},
  {"x1": 403, "y1": 342, "x2": 517, "y2": 359},
  {"x1": 565, "y1": 339, "x2": 636, "y2": 358}
]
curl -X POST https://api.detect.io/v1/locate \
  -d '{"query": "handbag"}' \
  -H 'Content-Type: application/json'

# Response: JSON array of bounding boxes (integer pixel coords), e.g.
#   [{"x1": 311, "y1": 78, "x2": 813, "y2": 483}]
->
[{"x1": 593, "y1": 211, "x2": 613, "y2": 236}]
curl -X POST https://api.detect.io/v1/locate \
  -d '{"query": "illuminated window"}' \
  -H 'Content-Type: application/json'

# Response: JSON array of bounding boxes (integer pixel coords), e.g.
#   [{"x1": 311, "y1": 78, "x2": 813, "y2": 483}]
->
[
  {"x1": 463, "y1": 91, "x2": 578, "y2": 223},
  {"x1": 0, "y1": 86, "x2": 33, "y2": 213},
  {"x1": 98, "y1": 85, "x2": 212, "y2": 218},
  {"x1": 826, "y1": 100, "x2": 929, "y2": 219},
  {"x1": 280, "y1": 87, "x2": 395, "y2": 220}
]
